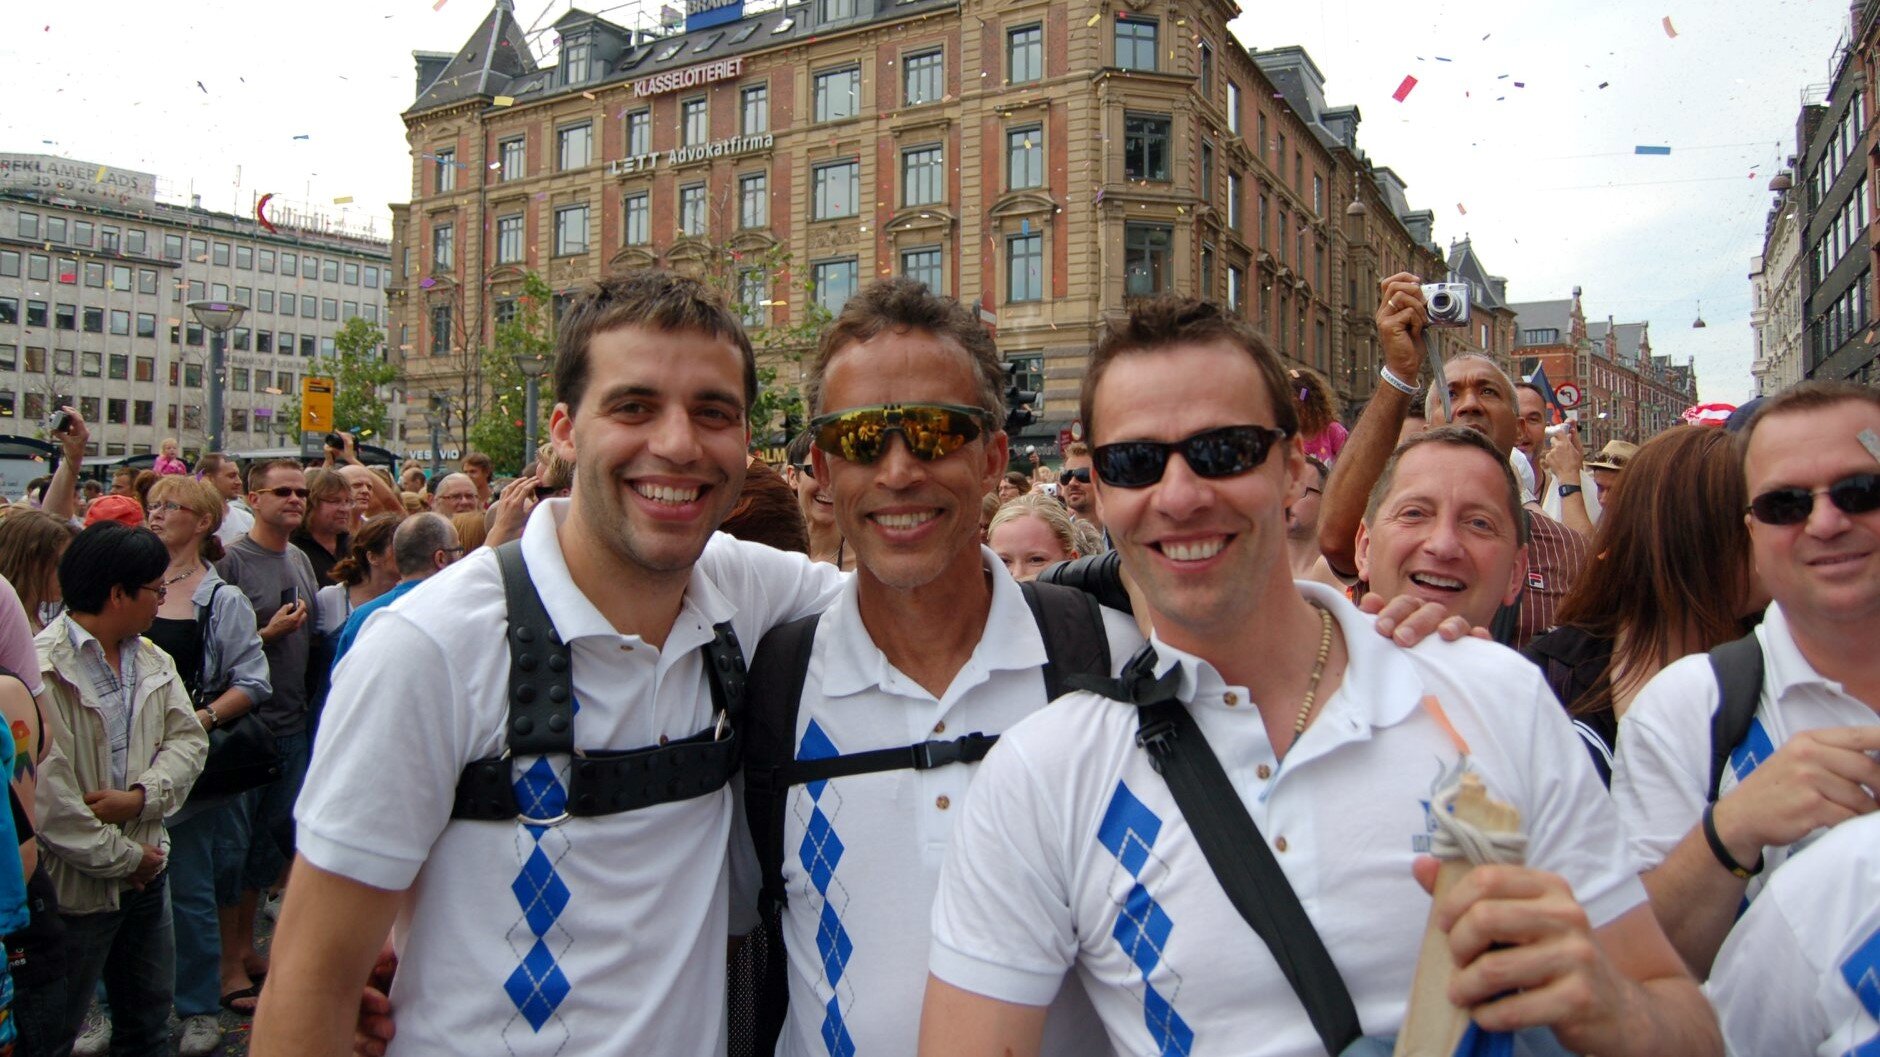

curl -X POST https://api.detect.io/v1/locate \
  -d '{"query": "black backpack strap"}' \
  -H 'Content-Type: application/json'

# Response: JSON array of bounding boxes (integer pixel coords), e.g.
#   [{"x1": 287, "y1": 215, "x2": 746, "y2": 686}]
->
[
  {"x1": 1706, "y1": 632, "x2": 1767, "y2": 804},
  {"x1": 1019, "y1": 579, "x2": 1113, "y2": 702},
  {"x1": 1087, "y1": 645, "x2": 1362, "y2": 1056},
  {"x1": 451, "y1": 541, "x2": 747, "y2": 822},
  {"x1": 743, "y1": 611, "x2": 823, "y2": 911}
]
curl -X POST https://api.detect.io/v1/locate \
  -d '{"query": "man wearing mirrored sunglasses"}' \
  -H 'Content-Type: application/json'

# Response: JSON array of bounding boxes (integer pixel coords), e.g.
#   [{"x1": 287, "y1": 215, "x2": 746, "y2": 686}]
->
[
  {"x1": 1613, "y1": 380, "x2": 1880, "y2": 980},
  {"x1": 745, "y1": 277, "x2": 1139, "y2": 1057},
  {"x1": 920, "y1": 296, "x2": 1714, "y2": 1057}
]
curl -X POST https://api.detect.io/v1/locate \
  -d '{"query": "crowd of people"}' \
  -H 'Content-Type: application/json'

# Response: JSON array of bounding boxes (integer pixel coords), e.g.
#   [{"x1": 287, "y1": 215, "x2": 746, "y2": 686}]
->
[{"x1": 0, "y1": 266, "x2": 1872, "y2": 1057}]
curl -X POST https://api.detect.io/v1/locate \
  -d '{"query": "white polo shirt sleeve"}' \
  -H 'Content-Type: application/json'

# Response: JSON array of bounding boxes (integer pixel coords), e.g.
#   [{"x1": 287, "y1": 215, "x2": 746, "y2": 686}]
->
[
  {"x1": 1707, "y1": 885, "x2": 1824, "y2": 1057},
  {"x1": 1610, "y1": 653, "x2": 1722, "y2": 872},
  {"x1": 698, "y1": 532, "x2": 846, "y2": 637},
  {"x1": 928, "y1": 724, "x2": 1079, "y2": 1007},
  {"x1": 297, "y1": 608, "x2": 491, "y2": 890}
]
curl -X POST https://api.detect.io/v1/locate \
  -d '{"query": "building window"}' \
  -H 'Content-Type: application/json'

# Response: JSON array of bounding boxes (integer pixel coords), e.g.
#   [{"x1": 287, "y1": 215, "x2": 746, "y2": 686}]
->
[
  {"x1": 1228, "y1": 264, "x2": 1244, "y2": 313},
  {"x1": 496, "y1": 215, "x2": 524, "y2": 263},
  {"x1": 739, "y1": 173, "x2": 768, "y2": 228},
  {"x1": 232, "y1": 367, "x2": 250, "y2": 392},
  {"x1": 558, "y1": 122, "x2": 592, "y2": 170},
  {"x1": 1200, "y1": 43, "x2": 1214, "y2": 93},
  {"x1": 135, "y1": 355, "x2": 155, "y2": 381},
  {"x1": 1200, "y1": 141, "x2": 1214, "y2": 204},
  {"x1": 904, "y1": 50, "x2": 943, "y2": 106},
  {"x1": 500, "y1": 137, "x2": 526, "y2": 180},
  {"x1": 1227, "y1": 81, "x2": 1242, "y2": 134},
  {"x1": 1007, "y1": 351, "x2": 1043, "y2": 394},
  {"x1": 1115, "y1": 17, "x2": 1157, "y2": 71},
  {"x1": 737, "y1": 269, "x2": 766, "y2": 328},
  {"x1": 563, "y1": 41, "x2": 591, "y2": 84},
  {"x1": 741, "y1": 85, "x2": 769, "y2": 134},
  {"x1": 127, "y1": 228, "x2": 147, "y2": 254},
  {"x1": 0, "y1": 252, "x2": 14, "y2": 278},
  {"x1": 322, "y1": 298, "x2": 339, "y2": 322},
  {"x1": 55, "y1": 304, "x2": 75, "y2": 331},
  {"x1": 812, "y1": 259, "x2": 859, "y2": 314},
  {"x1": 1008, "y1": 126, "x2": 1042, "y2": 190},
  {"x1": 27, "y1": 256, "x2": 47, "y2": 282},
  {"x1": 323, "y1": 258, "x2": 339, "y2": 282},
  {"x1": 365, "y1": 266, "x2": 379, "y2": 289},
  {"x1": 432, "y1": 224, "x2": 454, "y2": 270},
  {"x1": 302, "y1": 294, "x2": 317, "y2": 318},
  {"x1": 1123, "y1": 114, "x2": 1171, "y2": 182},
  {"x1": 903, "y1": 146, "x2": 943, "y2": 206},
  {"x1": 813, "y1": 160, "x2": 860, "y2": 220},
  {"x1": 109, "y1": 310, "x2": 130, "y2": 337},
  {"x1": 236, "y1": 245, "x2": 253, "y2": 270},
  {"x1": 901, "y1": 246, "x2": 942, "y2": 291},
  {"x1": 624, "y1": 193, "x2": 650, "y2": 245},
  {"x1": 81, "y1": 351, "x2": 101, "y2": 377},
  {"x1": 82, "y1": 307, "x2": 102, "y2": 334},
  {"x1": 430, "y1": 304, "x2": 452, "y2": 356},
  {"x1": 434, "y1": 149, "x2": 457, "y2": 193},
  {"x1": 16, "y1": 213, "x2": 37, "y2": 239},
  {"x1": 25, "y1": 302, "x2": 45, "y2": 328},
  {"x1": 108, "y1": 352, "x2": 129, "y2": 380},
  {"x1": 1008, "y1": 24, "x2": 1042, "y2": 83},
  {"x1": 82, "y1": 263, "x2": 103, "y2": 288},
  {"x1": 134, "y1": 400, "x2": 153, "y2": 426},
  {"x1": 139, "y1": 268, "x2": 157, "y2": 295},
  {"x1": 624, "y1": 110, "x2": 651, "y2": 157},
  {"x1": 682, "y1": 97, "x2": 710, "y2": 146},
  {"x1": 259, "y1": 248, "x2": 275, "y2": 273},
  {"x1": 680, "y1": 184, "x2": 708, "y2": 236},
  {"x1": 1200, "y1": 243, "x2": 1215, "y2": 297},
  {"x1": 136, "y1": 313, "x2": 156, "y2": 338},
  {"x1": 1259, "y1": 195, "x2": 1269, "y2": 248},
  {"x1": 818, "y1": 0, "x2": 854, "y2": 21},
  {"x1": 106, "y1": 399, "x2": 126, "y2": 425},
  {"x1": 189, "y1": 237, "x2": 209, "y2": 263},
  {"x1": 47, "y1": 218, "x2": 68, "y2": 243},
  {"x1": 1007, "y1": 233, "x2": 1043, "y2": 302},
  {"x1": 555, "y1": 205, "x2": 589, "y2": 256},
  {"x1": 1312, "y1": 174, "x2": 1324, "y2": 215},
  {"x1": 1227, "y1": 172, "x2": 1242, "y2": 231},
  {"x1": 1124, "y1": 223, "x2": 1173, "y2": 296},
  {"x1": 815, "y1": 67, "x2": 860, "y2": 122}
]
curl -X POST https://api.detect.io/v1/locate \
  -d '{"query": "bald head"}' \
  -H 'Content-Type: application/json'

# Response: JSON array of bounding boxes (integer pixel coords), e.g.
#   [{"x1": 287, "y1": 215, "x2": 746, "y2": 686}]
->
[
  {"x1": 433, "y1": 472, "x2": 480, "y2": 515},
  {"x1": 393, "y1": 513, "x2": 461, "y2": 579}
]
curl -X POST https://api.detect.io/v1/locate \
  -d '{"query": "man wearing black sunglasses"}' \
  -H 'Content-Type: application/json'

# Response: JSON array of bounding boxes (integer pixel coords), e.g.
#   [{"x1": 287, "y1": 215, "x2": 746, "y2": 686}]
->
[
  {"x1": 921, "y1": 296, "x2": 1714, "y2": 1057},
  {"x1": 1057, "y1": 443, "x2": 1101, "y2": 533},
  {"x1": 1614, "y1": 380, "x2": 1880, "y2": 980}
]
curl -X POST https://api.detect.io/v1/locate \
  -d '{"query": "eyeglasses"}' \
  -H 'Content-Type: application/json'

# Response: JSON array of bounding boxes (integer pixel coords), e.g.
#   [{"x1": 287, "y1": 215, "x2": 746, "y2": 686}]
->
[
  {"x1": 1303, "y1": 486, "x2": 1323, "y2": 496},
  {"x1": 1747, "y1": 472, "x2": 1880, "y2": 526},
  {"x1": 1093, "y1": 425, "x2": 1293, "y2": 488},
  {"x1": 148, "y1": 501, "x2": 188, "y2": 515},
  {"x1": 808, "y1": 403, "x2": 991, "y2": 465},
  {"x1": 794, "y1": 462, "x2": 815, "y2": 480},
  {"x1": 1059, "y1": 467, "x2": 1091, "y2": 485},
  {"x1": 259, "y1": 486, "x2": 310, "y2": 500},
  {"x1": 136, "y1": 584, "x2": 168, "y2": 602}
]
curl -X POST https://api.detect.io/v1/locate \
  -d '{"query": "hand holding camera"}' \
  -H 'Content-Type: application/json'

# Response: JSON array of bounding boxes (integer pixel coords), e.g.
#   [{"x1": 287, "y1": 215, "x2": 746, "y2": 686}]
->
[
  {"x1": 1376, "y1": 273, "x2": 1431, "y2": 382},
  {"x1": 47, "y1": 405, "x2": 88, "y2": 456}
]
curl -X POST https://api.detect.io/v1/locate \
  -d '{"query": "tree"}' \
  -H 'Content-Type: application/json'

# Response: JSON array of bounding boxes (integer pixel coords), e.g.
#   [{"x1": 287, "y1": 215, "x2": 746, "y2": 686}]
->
[
  {"x1": 468, "y1": 272, "x2": 556, "y2": 474},
  {"x1": 279, "y1": 316, "x2": 400, "y2": 445},
  {"x1": 690, "y1": 239, "x2": 828, "y2": 449}
]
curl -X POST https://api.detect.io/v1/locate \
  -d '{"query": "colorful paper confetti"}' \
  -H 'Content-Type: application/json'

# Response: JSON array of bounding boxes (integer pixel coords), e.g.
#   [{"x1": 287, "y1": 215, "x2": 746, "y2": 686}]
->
[
  {"x1": 1392, "y1": 75, "x2": 1418, "y2": 102},
  {"x1": 1662, "y1": 15, "x2": 1677, "y2": 37},
  {"x1": 419, "y1": 277, "x2": 438, "y2": 289},
  {"x1": 333, "y1": 196, "x2": 353, "y2": 205},
  {"x1": 493, "y1": 95, "x2": 515, "y2": 107},
  {"x1": 1634, "y1": 145, "x2": 1671, "y2": 155}
]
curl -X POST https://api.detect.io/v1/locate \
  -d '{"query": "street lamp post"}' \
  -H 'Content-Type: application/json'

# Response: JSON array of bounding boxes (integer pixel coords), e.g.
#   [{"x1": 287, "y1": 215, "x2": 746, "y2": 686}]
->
[
  {"x1": 187, "y1": 300, "x2": 247, "y2": 455},
  {"x1": 515, "y1": 351, "x2": 551, "y2": 470}
]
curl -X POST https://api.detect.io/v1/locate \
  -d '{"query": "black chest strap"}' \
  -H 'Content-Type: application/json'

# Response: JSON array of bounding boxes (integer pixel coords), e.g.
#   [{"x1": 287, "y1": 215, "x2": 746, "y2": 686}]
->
[{"x1": 450, "y1": 540, "x2": 748, "y2": 823}]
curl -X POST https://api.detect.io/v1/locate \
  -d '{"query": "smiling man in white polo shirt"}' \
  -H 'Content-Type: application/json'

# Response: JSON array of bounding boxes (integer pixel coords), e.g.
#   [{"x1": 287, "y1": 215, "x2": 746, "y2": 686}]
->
[
  {"x1": 744, "y1": 278, "x2": 1139, "y2": 1057},
  {"x1": 253, "y1": 271, "x2": 844, "y2": 1057},
  {"x1": 1612, "y1": 380, "x2": 1880, "y2": 978},
  {"x1": 917, "y1": 296, "x2": 1717, "y2": 1057}
]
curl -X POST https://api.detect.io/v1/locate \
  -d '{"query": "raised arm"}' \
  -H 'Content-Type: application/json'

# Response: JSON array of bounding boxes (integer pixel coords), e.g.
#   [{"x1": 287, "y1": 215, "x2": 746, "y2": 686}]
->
[
  {"x1": 252, "y1": 856, "x2": 405, "y2": 1057},
  {"x1": 1319, "y1": 274, "x2": 1427, "y2": 575},
  {"x1": 41, "y1": 406, "x2": 89, "y2": 522}
]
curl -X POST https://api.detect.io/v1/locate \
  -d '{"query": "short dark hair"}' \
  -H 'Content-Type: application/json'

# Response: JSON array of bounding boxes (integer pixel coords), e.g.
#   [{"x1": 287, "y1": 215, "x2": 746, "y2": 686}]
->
[
  {"x1": 1363, "y1": 426, "x2": 1529, "y2": 546},
  {"x1": 784, "y1": 429, "x2": 814, "y2": 468},
  {"x1": 58, "y1": 522, "x2": 168, "y2": 615},
  {"x1": 554, "y1": 269, "x2": 756, "y2": 416},
  {"x1": 807, "y1": 277, "x2": 1006, "y2": 422},
  {"x1": 1304, "y1": 455, "x2": 1329, "y2": 484},
  {"x1": 195, "y1": 452, "x2": 234, "y2": 479},
  {"x1": 247, "y1": 458, "x2": 303, "y2": 494},
  {"x1": 1736, "y1": 379, "x2": 1880, "y2": 460},
  {"x1": 1080, "y1": 296, "x2": 1298, "y2": 442},
  {"x1": 462, "y1": 452, "x2": 493, "y2": 473}
]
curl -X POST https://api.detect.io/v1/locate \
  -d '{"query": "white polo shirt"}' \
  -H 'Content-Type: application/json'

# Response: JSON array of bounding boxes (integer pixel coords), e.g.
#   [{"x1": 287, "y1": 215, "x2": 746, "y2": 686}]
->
[
  {"x1": 929, "y1": 582, "x2": 1643, "y2": 1057},
  {"x1": 774, "y1": 550, "x2": 1139, "y2": 1057},
  {"x1": 1611, "y1": 602, "x2": 1880, "y2": 892},
  {"x1": 297, "y1": 500, "x2": 844, "y2": 1057},
  {"x1": 1707, "y1": 813, "x2": 1880, "y2": 1057}
]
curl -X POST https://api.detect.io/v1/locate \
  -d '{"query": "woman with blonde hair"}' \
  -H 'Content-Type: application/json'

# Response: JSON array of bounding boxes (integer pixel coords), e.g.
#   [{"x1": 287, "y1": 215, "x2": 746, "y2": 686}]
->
[
  {"x1": 0, "y1": 508, "x2": 79, "y2": 632},
  {"x1": 142, "y1": 474, "x2": 271, "y2": 1045},
  {"x1": 451, "y1": 510, "x2": 489, "y2": 553},
  {"x1": 987, "y1": 493, "x2": 1080, "y2": 582}
]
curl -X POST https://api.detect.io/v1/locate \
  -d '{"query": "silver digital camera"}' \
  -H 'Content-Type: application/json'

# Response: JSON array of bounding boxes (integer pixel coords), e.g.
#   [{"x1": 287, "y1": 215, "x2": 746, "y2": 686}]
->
[{"x1": 1421, "y1": 282, "x2": 1471, "y2": 327}]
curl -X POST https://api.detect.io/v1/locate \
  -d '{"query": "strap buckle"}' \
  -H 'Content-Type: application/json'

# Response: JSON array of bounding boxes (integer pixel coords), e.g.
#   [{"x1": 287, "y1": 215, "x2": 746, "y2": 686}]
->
[
  {"x1": 911, "y1": 736, "x2": 971, "y2": 770},
  {"x1": 513, "y1": 748, "x2": 576, "y2": 829},
  {"x1": 1135, "y1": 718, "x2": 1179, "y2": 772},
  {"x1": 713, "y1": 709, "x2": 731, "y2": 742}
]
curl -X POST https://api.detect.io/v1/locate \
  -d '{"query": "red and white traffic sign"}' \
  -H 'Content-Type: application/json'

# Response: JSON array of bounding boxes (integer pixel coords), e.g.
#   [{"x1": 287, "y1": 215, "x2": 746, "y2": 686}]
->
[{"x1": 1554, "y1": 383, "x2": 1583, "y2": 409}]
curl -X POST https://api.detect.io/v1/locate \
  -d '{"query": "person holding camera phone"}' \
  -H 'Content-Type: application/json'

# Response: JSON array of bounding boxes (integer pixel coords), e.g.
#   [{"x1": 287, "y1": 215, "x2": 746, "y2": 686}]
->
[{"x1": 213, "y1": 459, "x2": 321, "y2": 1016}]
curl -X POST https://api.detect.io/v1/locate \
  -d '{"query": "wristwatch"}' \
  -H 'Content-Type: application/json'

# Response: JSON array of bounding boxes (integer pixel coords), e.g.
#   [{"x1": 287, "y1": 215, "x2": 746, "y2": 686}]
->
[
  {"x1": 1558, "y1": 484, "x2": 1583, "y2": 498},
  {"x1": 200, "y1": 708, "x2": 219, "y2": 732}
]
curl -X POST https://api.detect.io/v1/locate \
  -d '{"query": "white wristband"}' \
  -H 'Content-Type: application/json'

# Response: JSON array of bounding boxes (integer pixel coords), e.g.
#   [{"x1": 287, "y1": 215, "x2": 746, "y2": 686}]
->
[{"x1": 1379, "y1": 365, "x2": 1418, "y2": 395}]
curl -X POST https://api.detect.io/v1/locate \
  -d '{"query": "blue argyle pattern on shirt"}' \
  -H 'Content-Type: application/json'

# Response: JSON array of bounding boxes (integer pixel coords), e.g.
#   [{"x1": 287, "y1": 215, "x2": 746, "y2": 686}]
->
[
  {"x1": 1727, "y1": 717, "x2": 1776, "y2": 785},
  {"x1": 503, "y1": 755, "x2": 573, "y2": 1033},
  {"x1": 796, "y1": 720, "x2": 856, "y2": 1057},
  {"x1": 1098, "y1": 781, "x2": 1194, "y2": 1056},
  {"x1": 1841, "y1": 926, "x2": 1880, "y2": 1057}
]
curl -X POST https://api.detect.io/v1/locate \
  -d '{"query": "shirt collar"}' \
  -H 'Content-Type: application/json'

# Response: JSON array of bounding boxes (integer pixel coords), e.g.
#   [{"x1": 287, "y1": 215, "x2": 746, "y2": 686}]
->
[
  {"x1": 518, "y1": 498, "x2": 738, "y2": 652},
  {"x1": 818, "y1": 547, "x2": 1042, "y2": 699},
  {"x1": 1756, "y1": 601, "x2": 1844, "y2": 697},
  {"x1": 1143, "y1": 581, "x2": 1425, "y2": 732}
]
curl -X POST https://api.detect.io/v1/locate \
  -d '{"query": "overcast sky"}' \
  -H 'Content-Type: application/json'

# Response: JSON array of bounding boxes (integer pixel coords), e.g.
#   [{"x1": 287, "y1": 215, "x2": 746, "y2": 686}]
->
[{"x1": 0, "y1": 0, "x2": 1852, "y2": 403}]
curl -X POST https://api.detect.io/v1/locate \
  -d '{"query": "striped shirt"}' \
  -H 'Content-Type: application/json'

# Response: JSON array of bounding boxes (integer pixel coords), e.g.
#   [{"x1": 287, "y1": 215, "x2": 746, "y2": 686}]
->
[
  {"x1": 1516, "y1": 510, "x2": 1587, "y2": 649},
  {"x1": 62, "y1": 616, "x2": 139, "y2": 789}
]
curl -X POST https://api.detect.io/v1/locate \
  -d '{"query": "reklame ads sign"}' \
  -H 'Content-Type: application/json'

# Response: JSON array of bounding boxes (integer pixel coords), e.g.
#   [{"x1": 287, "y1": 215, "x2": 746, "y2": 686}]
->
[
  {"x1": 685, "y1": 0, "x2": 744, "y2": 33},
  {"x1": 631, "y1": 56, "x2": 744, "y2": 98}
]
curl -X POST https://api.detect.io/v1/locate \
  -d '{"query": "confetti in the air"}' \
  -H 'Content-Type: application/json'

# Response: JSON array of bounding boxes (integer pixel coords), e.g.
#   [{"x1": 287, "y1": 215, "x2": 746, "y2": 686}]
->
[
  {"x1": 1457, "y1": 203, "x2": 1467, "y2": 215},
  {"x1": 333, "y1": 196, "x2": 353, "y2": 205},
  {"x1": 1634, "y1": 145, "x2": 1671, "y2": 155},
  {"x1": 493, "y1": 96, "x2": 515, "y2": 106},
  {"x1": 1662, "y1": 15, "x2": 1677, "y2": 37},
  {"x1": 1392, "y1": 75, "x2": 1417, "y2": 102},
  {"x1": 419, "y1": 277, "x2": 437, "y2": 289}
]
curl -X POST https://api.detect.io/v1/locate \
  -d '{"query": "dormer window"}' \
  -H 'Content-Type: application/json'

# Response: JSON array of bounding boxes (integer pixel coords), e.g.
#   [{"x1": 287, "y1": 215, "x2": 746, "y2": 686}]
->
[{"x1": 563, "y1": 41, "x2": 591, "y2": 85}]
